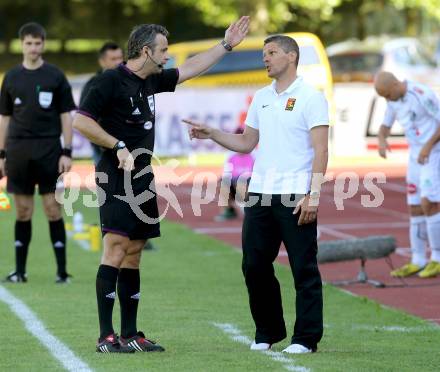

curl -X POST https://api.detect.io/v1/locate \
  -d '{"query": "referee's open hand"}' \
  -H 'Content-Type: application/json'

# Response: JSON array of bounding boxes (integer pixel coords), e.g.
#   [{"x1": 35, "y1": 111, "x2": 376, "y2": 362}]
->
[
  {"x1": 116, "y1": 148, "x2": 135, "y2": 171},
  {"x1": 294, "y1": 195, "x2": 318, "y2": 226},
  {"x1": 224, "y1": 16, "x2": 250, "y2": 48}
]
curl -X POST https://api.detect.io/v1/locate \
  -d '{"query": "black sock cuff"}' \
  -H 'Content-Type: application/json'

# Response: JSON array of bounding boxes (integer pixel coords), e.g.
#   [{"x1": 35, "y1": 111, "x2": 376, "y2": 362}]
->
[
  {"x1": 16, "y1": 220, "x2": 32, "y2": 227},
  {"x1": 118, "y1": 268, "x2": 140, "y2": 283},
  {"x1": 49, "y1": 218, "x2": 64, "y2": 228},
  {"x1": 97, "y1": 265, "x2": 119, "y2": 281}
]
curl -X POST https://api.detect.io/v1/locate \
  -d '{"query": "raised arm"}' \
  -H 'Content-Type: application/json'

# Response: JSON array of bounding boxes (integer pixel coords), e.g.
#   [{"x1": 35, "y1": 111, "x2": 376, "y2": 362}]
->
[{"x1": 177, "y1": 16, "x2": 250, "y2": 84}]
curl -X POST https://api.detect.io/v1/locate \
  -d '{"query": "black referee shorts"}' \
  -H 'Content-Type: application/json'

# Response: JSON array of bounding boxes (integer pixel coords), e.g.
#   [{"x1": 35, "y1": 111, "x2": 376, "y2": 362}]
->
[
  {"x1": 6, "y1": 138, "x2": 62, "y2": 195},
  {"x1": 96, "y1": 152, "x2": 160, "y2": 241}
]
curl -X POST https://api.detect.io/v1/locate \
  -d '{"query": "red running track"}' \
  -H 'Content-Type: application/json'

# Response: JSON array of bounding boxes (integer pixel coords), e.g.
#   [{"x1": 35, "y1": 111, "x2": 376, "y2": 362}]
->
[{"x1": 156, "y1": 167, "x2": 440, "y2": 324}]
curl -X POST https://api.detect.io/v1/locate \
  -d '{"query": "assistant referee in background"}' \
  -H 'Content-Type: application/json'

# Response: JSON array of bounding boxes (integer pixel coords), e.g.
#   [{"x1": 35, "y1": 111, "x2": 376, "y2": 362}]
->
[{"x1": 0, "y1": 22, "x2": 76, "y2": 283}]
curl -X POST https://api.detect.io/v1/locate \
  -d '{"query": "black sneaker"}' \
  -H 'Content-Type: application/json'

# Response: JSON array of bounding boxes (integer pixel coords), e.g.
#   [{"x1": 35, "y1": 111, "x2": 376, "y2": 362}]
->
[
  {"x1": 3, "y1": 271, "x2": 27, "y2": 283},
  {"x1": 120, "y1": 331, "x2": 165, "y2": 352},
  {"x1": 55, "y1": 273, "x2": 72, "y2": 284},
  {"x1": 96, "y1": 333, "x2": 134, "y2": 353}
]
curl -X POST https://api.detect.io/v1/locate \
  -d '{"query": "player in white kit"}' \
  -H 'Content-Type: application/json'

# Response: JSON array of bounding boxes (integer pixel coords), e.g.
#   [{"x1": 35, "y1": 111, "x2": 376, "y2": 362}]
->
[{"x1": 375, "y1": 71, "x2": 440, "y2": 278}]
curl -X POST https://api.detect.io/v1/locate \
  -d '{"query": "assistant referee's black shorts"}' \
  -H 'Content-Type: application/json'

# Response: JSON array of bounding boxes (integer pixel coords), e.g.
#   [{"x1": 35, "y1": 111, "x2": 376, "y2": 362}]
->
[
  {"x1": 6, "y1": 137, "x2": 62, "y2": 195},
  {"x1": 96, "y1": 151, "x2": 160, "y2": 241}
]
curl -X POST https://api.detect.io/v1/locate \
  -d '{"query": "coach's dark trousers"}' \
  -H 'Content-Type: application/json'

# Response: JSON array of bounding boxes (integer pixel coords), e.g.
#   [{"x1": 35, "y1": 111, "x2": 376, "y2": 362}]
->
[{"x1": 242, "y1": 193, "x2": 323, "y2": 350}]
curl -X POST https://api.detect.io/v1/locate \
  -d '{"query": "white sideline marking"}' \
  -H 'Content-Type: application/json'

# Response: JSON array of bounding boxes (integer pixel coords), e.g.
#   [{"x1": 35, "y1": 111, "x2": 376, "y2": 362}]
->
[
  {"x1": 321, "y1": 195, "x2": 408, "y2": 220},
  {"x1": 317, "y1": 226, "x2": 356, "y2": 239},
  {"x1": 212, "y1": 322, "x2": 310, "y2": 372},
  {"x1": 194, "y1": 227, "x2": 241, "y2": 234},
  {"x1": 0, "y1": 285, "x2": 92, "y2": 372},
  {"x1": 194, "y1": 221, "x2": 408, "y2": 236},
  {"x1": 353, "y1": 325, "x2": 440, "y2": 332}
]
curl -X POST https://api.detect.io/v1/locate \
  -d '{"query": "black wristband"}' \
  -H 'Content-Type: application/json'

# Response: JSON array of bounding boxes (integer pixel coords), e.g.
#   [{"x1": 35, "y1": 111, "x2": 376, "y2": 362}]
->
[
  {"x1": 0, "y1": 149, "x2": 6, "y2": 159},
  {"x1": 62, "y1": 148, "x2": 72, "y2": 158}
]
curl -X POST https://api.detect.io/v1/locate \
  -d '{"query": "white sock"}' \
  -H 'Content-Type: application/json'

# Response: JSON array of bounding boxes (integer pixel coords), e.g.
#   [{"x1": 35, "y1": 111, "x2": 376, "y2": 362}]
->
[
  {"x1": 409, "y1": 216, "x2": 428, "y2": 267},
  {"x1": 426, "y1": 212, "x2": 440, "y2": 262}
]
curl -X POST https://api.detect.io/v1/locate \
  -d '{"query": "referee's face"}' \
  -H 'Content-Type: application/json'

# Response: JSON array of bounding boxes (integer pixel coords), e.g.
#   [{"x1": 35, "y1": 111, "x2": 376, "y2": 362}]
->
[
  {"x1": 147, "y1": 34, "x2": 170, "y2": 72},
  {"x1": 22, "y1": 35, "x2": 44, "y2": 62},
  {"x1": 263, "y1": 42, "x2": 290, "y2": 79}
]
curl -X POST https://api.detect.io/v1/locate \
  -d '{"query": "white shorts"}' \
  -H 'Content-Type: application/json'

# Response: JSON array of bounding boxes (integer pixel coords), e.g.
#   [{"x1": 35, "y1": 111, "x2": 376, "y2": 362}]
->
[{"x1": 406, "y1": 151, "x2": 440, "y2": 205}]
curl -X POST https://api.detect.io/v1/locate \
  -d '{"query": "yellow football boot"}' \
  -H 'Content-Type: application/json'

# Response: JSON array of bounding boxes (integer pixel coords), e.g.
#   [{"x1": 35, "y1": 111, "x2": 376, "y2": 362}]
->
[
  {"x1": 390, "y1": 263, "x2": 422, "y2": 277},
  {"x1": 418, "y1": 261, "x2": 440, "y2": 278}
]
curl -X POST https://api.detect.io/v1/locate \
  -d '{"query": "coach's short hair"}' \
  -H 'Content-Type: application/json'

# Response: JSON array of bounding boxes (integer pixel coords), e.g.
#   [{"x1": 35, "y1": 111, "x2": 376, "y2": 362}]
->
[
  {"x1": 18, "y1": 22, "x2": 46, "y2": 41},
  {"x1": 99, "y1": 41, "x2": 121, "y2": 58},
  {"x1": 264, "y1": 35, "x2": 300, "y2": 66},
  {"x1": 127, "y1": 24, "x2": 169, "y2": 59}
]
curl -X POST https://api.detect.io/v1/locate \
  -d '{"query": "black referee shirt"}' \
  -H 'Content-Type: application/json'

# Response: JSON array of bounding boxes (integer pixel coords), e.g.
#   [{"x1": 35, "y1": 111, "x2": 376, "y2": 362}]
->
[
  {"x1": 79, "y1": 63, "x2": 179, "y2": 165},
  {"x1": 0, "y1": 62, "x2": 76, "y2": 139}
]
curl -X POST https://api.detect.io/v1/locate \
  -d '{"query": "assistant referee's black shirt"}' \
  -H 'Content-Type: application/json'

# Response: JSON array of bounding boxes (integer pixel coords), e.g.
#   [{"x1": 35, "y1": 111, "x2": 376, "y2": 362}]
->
[
  {"x1": 0, "y1": 62, "x2": 76, "y2": 139},
  {"x1": 79, "y1": 63, "x2": 179, "y2": 165}
]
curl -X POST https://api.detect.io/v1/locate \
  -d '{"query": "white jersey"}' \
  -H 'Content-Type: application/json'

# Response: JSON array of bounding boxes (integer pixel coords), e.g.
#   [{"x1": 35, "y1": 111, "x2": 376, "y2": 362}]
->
[{"x1": 383, "y1": 81, "x2": 440, "y2": 159}]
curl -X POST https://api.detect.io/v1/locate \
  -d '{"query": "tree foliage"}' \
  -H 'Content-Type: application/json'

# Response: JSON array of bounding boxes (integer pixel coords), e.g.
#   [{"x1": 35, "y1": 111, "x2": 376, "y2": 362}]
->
[{"x1": 1, "y1": 0, "x2": 440, "y2": 50}]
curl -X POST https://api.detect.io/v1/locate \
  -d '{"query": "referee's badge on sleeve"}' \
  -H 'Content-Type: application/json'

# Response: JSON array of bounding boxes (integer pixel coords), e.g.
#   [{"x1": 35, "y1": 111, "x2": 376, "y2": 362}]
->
[
  {"x1": 39, "y1": 91, "x2": 53, "y2": 108},
  {"x1": 147, "y1": 95, "x2": 155, "y2": 114},
  {"x1": 285, "y1": 98, "x2": 296, "y2": 111}
]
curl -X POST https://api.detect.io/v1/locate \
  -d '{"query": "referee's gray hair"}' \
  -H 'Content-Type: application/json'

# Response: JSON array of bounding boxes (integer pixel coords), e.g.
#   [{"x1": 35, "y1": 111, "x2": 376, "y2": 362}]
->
[
  {"x1": 127, "y1": 24, "x2": 169, "y2": 59},
  {"x1": 264, "y1": 35, "x2": 300, "y2": 67}
]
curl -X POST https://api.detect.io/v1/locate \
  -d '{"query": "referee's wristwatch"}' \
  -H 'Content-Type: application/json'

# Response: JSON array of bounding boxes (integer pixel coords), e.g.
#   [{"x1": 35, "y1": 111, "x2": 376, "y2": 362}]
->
[
  {"x1": 112, "y1": 140, "x2": 126, "y2": 152},
  {"x1": 0, "y1": 149, "x2": 6, "y2": 159},
  {"x1": 221, "y1": 39, "x2": 233, "y2": 52}
]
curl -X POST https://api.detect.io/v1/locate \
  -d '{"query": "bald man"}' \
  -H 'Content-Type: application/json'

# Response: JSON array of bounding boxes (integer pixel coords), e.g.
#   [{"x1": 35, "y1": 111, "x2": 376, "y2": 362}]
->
[{"x1": 375, "y1": 71, "x2": 440, "y2": 278}]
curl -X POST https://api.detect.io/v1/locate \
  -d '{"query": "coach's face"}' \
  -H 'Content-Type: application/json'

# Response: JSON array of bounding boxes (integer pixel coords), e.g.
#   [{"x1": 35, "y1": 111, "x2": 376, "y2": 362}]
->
[
  {"x1": 22, "y1": 35, "x2": 44, "y2": 62},
  {"x1": 263, "y1": 42, "x2": 295, "y2": 79}
]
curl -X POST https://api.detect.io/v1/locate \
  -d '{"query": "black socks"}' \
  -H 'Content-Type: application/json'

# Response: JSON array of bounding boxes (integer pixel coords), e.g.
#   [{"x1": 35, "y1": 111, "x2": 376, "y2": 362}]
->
[
  {"x1": 118, "y1": 268, "x2": 140, "y2": 338},
  {"x1": 96, "y1": 264, "x2": 119, "y2": 339},
  {"x1": 49, "y1": 219, "x2": 67, "y2": 276},
  {"x1": 15, "y1": 220, "x2": 32, "y2": 274}
]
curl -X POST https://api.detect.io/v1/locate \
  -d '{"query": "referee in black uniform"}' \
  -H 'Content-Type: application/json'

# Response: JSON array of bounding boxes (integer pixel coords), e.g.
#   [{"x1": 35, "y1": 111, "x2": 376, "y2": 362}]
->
[
  {"x1": 79, "y1": 41, "x2": 123, "y2": 165},
  {"x1": 73, "y1": 17, "x2": 249, "y2": 353},
  {"x1": 0, "y1": 22, "x2": 76, "y2": 284}
]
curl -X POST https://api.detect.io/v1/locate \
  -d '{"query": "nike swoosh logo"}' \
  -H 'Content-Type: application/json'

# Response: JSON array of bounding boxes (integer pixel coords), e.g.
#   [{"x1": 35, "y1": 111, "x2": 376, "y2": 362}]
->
[{"x1": 262, "y1": 104, "x2": 269, "y2": 108}]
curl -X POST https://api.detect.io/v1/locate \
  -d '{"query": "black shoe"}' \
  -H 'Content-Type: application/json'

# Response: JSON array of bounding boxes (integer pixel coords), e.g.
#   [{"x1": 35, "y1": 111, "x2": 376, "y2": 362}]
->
[
  {"x1": 96, "y1": 333, "x2": 134, "y2": 353},
  {"x1": 120, "y1": 331, "x2": 165, "y2": 352},
  {"x1": 55, "y1": 273, "x2": 72, "y2": 284},
  {"x1": 3, "y1": 271, "x2": 27, "y2": 283}
]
